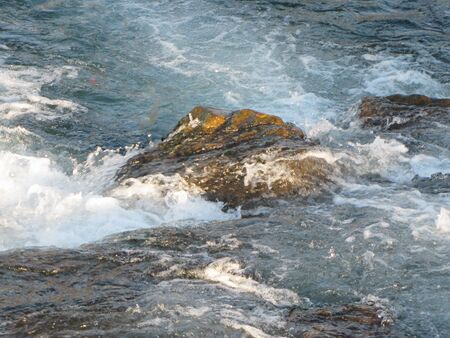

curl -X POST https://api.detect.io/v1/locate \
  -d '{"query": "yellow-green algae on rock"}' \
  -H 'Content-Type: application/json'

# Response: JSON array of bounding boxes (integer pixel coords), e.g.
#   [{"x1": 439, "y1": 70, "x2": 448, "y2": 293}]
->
[{"x1": 117, "y1": 106, "x2": 333, "y2": 208}]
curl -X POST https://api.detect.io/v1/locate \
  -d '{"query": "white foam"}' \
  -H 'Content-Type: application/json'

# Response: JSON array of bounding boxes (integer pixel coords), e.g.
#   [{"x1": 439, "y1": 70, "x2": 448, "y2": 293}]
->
[
  {"x1": 224, "y1": 91, "x2": 242, "y2": 105},
  {"x1": 149, "y1": 39, "x2": 194, "y2": 77},
  {"x1": 0, "y1": 125, "x2": 44, "y2": 151},
  {"x1": 307, "y1": 119, "x2": 340, "y2": 139},
  {"x1": 243, "y1": 148, "x2": 339, "y2": 191},
  {"x1": 410, "y1": 154, "x2": 450, "y2": 177},
  {"x1": 353, "y1": 55, "x2": 447, "y2": 97},
  {"x1": 334, "y1": 182, "x2": 450, "y2": 240},
  {"x1": 220, "y1": 307, "x2": 287, "y2": 338},
  {"x1": 111, "y1": 173, "x2": 240, "y2": 223},
  {"x1": 221, "y1": 319, "x2": 283, "y2": 338},
  {"x1": 349, "y1": 136, "x2": 410, "y2": 182},
  {"x1": 0, "y1": 149, "x2": 238, "y2": 251},
  {"x1": 343, "y1": 136, "x2": 450, "y2": 184},
  {"x1": 194, "y1": 257, "x2": 300, "y2": 307},
  {"x1": 0, "y1": 65, "x2": 82, "y2": 121},
  {"x1": 363, "y1": 222, "x2": 396, "y2": 246},
  {"x1": 344, "y1": 136, "x2": 437, "y2": 183},
  {"x1": 436, "y1": 208, "x2": 450, "y2": 233},
  {"x1": 271, "y1": 91, "x2": 335, "y2": 131},
  {"x1": 244, "y1": 157, "x2": 293, "y2": 190}
]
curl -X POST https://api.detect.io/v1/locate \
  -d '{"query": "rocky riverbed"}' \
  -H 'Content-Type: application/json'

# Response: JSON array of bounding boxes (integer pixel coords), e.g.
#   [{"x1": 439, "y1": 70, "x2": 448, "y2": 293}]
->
[{"x1": 2, "y1": 94, "x2": 450, "y2": 336}]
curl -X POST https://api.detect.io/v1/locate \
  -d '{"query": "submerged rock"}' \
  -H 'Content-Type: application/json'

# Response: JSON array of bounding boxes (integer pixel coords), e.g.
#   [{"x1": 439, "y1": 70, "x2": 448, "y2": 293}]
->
[
  {"x1": 0, "y1": 223, "x2": 394, "y2": 337},
  {"x1": 117, "y1": 106, "x2": 334, "y2": 208}
]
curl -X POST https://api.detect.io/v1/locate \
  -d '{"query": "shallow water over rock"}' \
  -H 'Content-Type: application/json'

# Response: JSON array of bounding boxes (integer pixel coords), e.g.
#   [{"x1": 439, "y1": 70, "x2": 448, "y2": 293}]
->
[{"x1": 1, "y1": 212, "x2": 398, "y2": 337}]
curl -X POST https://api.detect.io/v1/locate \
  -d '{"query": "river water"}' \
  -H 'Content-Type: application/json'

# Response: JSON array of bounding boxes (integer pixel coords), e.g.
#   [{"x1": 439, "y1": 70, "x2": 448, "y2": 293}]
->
[{"x1": 1, "y1": 0, "x2": 450, "y2": 336}]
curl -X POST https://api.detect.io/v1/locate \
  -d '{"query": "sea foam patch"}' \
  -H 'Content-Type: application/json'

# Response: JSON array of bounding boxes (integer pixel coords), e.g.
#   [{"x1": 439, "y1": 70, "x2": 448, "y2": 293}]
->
[
  {"x1": 0, "y1": 65, "x2": 82, "y2": 121},
  {"x1": 0, "y1": 149, "x2": 238, "y2": 251},
  {"x1": 352, "y1": 54, "x2": 449, "y2": 98},
  {"x1": 436, "y1": 208, "x2": 450, "y2": 234}
]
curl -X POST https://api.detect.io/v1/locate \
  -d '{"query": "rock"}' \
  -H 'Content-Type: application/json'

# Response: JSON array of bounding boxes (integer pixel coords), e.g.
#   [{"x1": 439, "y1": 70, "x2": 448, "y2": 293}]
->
[
  {"x1": 358, "y1": 94, "x2": 450, "y2": 150},
  {"x1": 0, "y1": 223, "x2": 395, "y2": 337},
  {"x1": 359, "y1": 94, "x2": 450, "y2": 130},
  {"x1": 287, "y1": 303, "x2": 392, "y2": 337},
  {"x1": 117, "y1": 106, "x2": 334, "y2": 208},
  {"x1": 412, "y1": 173, "x2": 450, "y2": 194}
]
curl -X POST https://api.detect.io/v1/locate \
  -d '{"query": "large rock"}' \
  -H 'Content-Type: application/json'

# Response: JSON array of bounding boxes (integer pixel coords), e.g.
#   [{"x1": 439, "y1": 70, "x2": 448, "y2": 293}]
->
[
  {"x1": 117, "y1": 106, "x2": 334, "y2": 208},
  {"x1": 0, "y1": 224, "x2": 395, "y2": 337}
]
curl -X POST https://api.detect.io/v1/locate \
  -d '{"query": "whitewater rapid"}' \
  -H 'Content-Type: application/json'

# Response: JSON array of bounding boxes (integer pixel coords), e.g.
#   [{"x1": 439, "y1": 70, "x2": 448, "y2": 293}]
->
[
  {"x1": 0, "y1": 64, "x2": 448, "y2": 250},
  {"x1": 1, "y1": 16, "x2": 449, "y2": 250}
]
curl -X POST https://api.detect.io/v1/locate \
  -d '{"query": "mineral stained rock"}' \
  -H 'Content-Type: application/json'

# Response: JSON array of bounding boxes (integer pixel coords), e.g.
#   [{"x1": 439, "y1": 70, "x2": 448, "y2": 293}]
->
[{"x1": 117, "y1": 106, "x2": 334, "y2": 208}]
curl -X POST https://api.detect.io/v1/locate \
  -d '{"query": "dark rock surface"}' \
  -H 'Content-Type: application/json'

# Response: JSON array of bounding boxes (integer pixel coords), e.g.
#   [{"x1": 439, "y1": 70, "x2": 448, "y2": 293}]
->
[
  {"x1": 288, "y1": 303, "x2": 392, "y2": 337},
  {"x1": 358, "y1": 94, "x2": 450, "y2": 189},
  {"x1": 358, "y1": 94, "x2": 450, "y2": 154},
  {"x1": 117, "y1": 106, "x2": 334, "y2": 208},
  {"x1": 359, "y1": 94, "x2": 450, "y2": 130},
  {"x1": 0, "y1": 220, "x2": 394, "y2": 337},
  {"x1": 412, "y1": 173, "x2": 450, "y2": 194}
]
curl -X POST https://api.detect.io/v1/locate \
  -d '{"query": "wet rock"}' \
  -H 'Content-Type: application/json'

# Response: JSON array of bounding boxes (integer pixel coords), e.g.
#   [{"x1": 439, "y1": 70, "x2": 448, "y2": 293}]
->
[
  {"x1": 412, "y1": 173, "x2": 450, "y2": 194},
  {"x1": 359, "y1": 94, "x2": 450, "y2": 130},
  {"x1": 288, "y1": 303, "x2": 392, "y2": 337},
  {"x1": 358, "y1": 94, "x2": 450, "y2": 151},
  {"x1": 117, "y1": 106, "x2": 334, "y2": 208},
  {"x1": 0, "y1": 223, "x2": 396, "y2": 337}
]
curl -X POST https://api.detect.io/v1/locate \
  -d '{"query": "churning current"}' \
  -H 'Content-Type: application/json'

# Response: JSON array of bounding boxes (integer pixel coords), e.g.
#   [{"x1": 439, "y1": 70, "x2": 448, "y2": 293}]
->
[{"x1": 0, "y1": 0, "x2": 449, "y2": 336}]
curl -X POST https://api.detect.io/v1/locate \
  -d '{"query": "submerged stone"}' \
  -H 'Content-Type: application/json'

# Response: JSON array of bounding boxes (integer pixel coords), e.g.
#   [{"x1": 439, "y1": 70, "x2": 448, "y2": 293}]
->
[
  {"x1": 0, "y1": 223, "x2": 395, "y2": 337},
  {"x1": 117, "y1": 106, "x2": 334, "y2": 208}
]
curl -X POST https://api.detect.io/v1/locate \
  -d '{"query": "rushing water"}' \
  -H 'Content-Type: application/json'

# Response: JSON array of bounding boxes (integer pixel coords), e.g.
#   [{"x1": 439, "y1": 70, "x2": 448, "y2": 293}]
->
[{"x1": 1, "y1": 0, "x2": 450, "y2": 336}]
